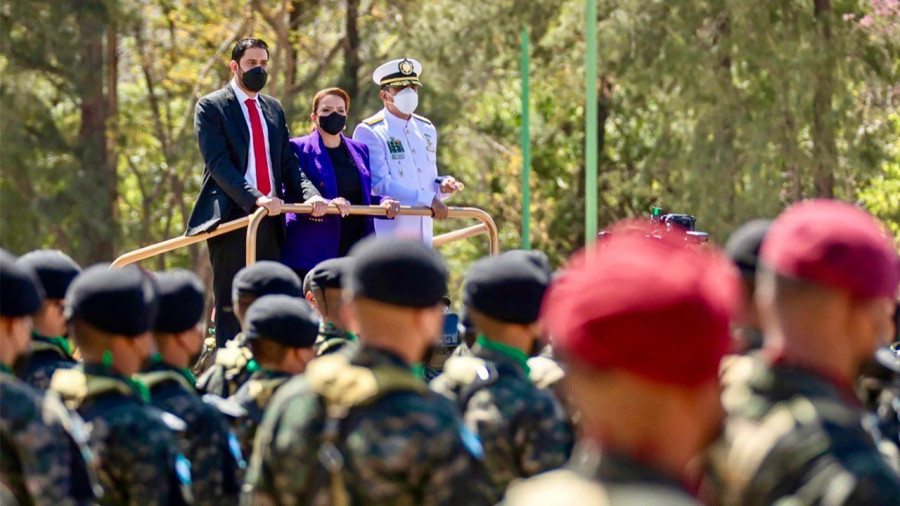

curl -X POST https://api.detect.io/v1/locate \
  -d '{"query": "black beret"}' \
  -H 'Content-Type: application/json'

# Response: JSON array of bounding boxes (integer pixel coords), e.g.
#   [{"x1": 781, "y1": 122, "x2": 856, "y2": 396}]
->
[
  {"x1": 501, "y1": 249, "x2": 553, "y2": 278},
  {"x1": 308, "y1": 257, "x2": 354, "y2": 292},
  {"x1": 232, "y1": 261, "x2": 301, "y2": 299},
  {"x1": 154, "y1": 269, "x2": 205, "y2": 334},
  {"x1": 347, "y1": 237, "x2": 447, "y2": 308},
  {"x1": 0, "y1": 249, "x2": 44, "y2": 317},
  {"x1": 725, "y1": 220, "x2": 772, "y2": 276},
  {"x1": 464, "y1": 255, "x2": 549, "y2": 324},
  {"x1": 244, "y1": 294, "x2": 319, "y2": 347},
  {"x1": 16, "y1": 249, "x2": 82, "y2": 300},
  {"x1": 66, "y1": 265, "x2": 158, "y2": 337}
]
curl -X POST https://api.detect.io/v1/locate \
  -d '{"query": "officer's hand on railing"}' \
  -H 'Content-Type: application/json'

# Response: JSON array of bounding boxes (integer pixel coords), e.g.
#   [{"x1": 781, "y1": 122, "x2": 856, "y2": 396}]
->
[
  {"x1": 256, "y1": 196, "x2": 284, "y2": 216},
  {"x1": 439, "y1": 175, "x2": 464, "y2": 195},
  {"x1": 430, "y1": 197, "x2": 449, "y2": 220},
  {"x1": 381, "y1": 198, "x2": 400, "y2": 219},
  {"x1": 331, "y1": 197, "x2": 351, "y2": 217},
  {"x1": 306, "y1": 196, "x2": 329, "y2": 217}
]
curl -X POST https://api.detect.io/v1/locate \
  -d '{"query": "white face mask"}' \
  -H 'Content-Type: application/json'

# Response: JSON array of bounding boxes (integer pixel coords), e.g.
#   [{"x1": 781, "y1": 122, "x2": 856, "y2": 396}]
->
[{"x1": 391, "y1": 87, "x2": 419, "y2": 115}]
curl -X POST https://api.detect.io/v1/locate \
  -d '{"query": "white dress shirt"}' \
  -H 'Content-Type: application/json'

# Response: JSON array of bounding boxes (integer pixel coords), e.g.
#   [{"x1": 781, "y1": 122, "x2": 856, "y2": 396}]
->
[{"x1": 230, "y1": 78, "x2": 275, "y2": 197}]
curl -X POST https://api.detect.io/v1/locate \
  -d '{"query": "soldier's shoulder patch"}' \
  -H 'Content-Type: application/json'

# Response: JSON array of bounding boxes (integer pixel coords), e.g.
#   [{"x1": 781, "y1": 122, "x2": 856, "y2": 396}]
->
[
  {"x1": 363, "y1": 111, "x2": 386, "y2": 126},
  {"x1": 457, "y1": 422, "x2": 484, "y2": 460},
  {"x1": 412, "y1": 113, "x2": 432, "y2": 125}
]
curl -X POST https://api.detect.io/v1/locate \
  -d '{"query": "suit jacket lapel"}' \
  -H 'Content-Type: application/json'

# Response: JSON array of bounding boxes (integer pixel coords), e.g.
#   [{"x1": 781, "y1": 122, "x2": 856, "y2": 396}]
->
[
  {"x1": 226, "y1": 85, "x2": 250, "y2": 147},
  {"x1": 313, "y1": 130, "x2": 338, "y2": 198},
  {"x1": 343, "y1": 135, "x2": 372, "y2": 204}
]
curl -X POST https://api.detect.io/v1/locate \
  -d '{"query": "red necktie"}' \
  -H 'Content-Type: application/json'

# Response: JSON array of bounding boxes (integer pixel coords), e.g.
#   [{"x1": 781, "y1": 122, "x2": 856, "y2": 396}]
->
[{"x1": 245, "y1": 98, "x2": 271, "y2": 196}]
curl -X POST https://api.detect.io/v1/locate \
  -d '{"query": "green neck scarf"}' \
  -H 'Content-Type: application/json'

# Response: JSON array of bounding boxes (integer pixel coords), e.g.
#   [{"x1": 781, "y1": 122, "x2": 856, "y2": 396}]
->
[
  {"x1": 476, "y1": 334, "x2": 531, "y2": 375},
  {"x1": 411, "y1": 363, "x2": 426, "y2": 379},
  {"x1": 0, "y1": 363, "x2": 12, "y2": 374},
  {"x1": 32, "y1": 330, "x2": 72, "y2": 357}
]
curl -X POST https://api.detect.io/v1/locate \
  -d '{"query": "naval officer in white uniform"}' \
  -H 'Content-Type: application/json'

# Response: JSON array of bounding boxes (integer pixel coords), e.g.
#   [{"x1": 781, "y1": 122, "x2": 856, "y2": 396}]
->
[{"x1": 353, "y1": 58, "x2": 462, "y2": 246}]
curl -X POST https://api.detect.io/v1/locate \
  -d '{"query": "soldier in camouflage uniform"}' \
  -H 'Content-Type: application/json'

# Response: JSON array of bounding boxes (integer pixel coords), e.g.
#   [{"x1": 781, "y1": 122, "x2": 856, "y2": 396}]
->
[
  {"x1": 228, "y1": 294, "x2": 319, "y2": 461},
  {"x1": 505, "y1": 222, "x2": 741, "y2": 506},
  {"x1": 431, "y1": 254, "x2": 574, "y2": 499},
  {"x1": 197, "y1": 261, "x2": 303, "y2": 397},
  {"x1": 51, "y1": 265, "x2": 193, "y2": 505},
  {"x1": 0, "y1": 249, "x2": 98, "y2": 504},
  {"x1": 708, "y1": 200, "x2": 900, "y2": 505},
  {"x1": 303, "y1": 257, "x2": 358, "y2": 357},
  {"x1": 242, "y1": 238, "x2": 493, "y2": 505},
  {"x1": 139, "y1": 269, "x2": 244, "y2": 504},
  {"x1": 15, "y1": 250, "x2": 82, "y2": 389},
  {"x1": 724, "y1": 220, "x2": 771, "y2": 354}
]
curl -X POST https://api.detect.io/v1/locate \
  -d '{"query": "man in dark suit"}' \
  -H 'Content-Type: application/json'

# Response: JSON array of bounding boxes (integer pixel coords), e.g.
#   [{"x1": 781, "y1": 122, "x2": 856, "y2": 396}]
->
[{"x1": 187, "y1": 37, "x2": 327, "y2": 345}]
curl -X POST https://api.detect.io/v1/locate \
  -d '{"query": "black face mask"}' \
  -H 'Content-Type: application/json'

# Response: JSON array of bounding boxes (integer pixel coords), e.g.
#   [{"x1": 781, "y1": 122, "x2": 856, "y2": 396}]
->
[
  {"x1": 240, "y1": 66, "x2": 268, "y2": 92},
  {"x1": 317, "y1": 112, "x2": 347, "y2": 135}
]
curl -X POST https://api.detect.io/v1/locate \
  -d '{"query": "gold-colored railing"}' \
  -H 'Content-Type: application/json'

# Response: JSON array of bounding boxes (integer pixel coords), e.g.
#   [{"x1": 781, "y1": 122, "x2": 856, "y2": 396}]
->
[{"x1": 110, "y1": 204, "x2": 499, "y2": 268}]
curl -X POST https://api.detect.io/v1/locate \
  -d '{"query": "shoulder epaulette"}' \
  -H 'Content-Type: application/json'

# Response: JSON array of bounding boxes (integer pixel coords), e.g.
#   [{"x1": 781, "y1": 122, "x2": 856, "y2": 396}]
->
[
  {"x1": 527, "y1": 356, "x2": 565, "y2": 390},
  {"x1": 444, "y1": 356, "x2": 495, "y2": 387},
  {"x1": 307, "y1": 354, "x2": 427, "y2": 410},
  {"x1": 50, "y1": 369, "x2": 133, "y2": 409},
  {"x1": 412, "y1": 113, "x2": 432, "y2": 125},
  {"x1": 363, "y1": 111, "x2": 386, "y2": 126}
]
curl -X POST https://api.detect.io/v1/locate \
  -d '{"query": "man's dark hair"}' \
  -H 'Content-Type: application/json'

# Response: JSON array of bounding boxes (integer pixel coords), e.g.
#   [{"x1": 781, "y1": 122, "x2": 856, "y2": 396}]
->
[{"x1": 231, "y1": 38, "x2": 269, "y2": 63}]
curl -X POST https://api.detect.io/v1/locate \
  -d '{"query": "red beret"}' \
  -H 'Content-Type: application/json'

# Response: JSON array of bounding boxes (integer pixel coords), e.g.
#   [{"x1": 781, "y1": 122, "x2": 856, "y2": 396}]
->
[
  {"x1": 542, "y1": 224, "x2": 739, "y2": 386},
  {"x1": 760, "y1": 200, "x2": 900, "y2": 299}
]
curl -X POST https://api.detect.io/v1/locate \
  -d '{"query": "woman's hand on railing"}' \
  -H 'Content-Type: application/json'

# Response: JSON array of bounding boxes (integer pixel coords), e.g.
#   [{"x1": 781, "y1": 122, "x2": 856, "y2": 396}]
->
[
  {"x1": 306, "y1": 196, "x2": 329, "y2": 217},
  {"x1": 381, "y1": 199, "x2": 400, "y2": 219},
  {"x1": 331, "y1": 197, "x2": 352, "y2": 217}
]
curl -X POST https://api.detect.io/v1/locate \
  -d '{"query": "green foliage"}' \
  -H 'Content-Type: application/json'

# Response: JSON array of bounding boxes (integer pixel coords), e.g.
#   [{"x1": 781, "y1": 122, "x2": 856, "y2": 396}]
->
[{"x1": 1, "y1": 0, "x2": 897, "y2": 285}]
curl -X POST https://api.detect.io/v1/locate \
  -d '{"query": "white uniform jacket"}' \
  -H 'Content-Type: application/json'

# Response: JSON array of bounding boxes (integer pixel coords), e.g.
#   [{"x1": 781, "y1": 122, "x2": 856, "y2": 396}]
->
[{"x1": 353, "y1": 108, "x2": 448, "y2": 245}]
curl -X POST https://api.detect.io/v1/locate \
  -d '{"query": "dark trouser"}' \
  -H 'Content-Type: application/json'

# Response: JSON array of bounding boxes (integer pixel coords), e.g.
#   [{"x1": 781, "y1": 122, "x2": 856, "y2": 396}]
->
[{"x1": 207, "y1": 216, "x2": 282, "y2": 346}]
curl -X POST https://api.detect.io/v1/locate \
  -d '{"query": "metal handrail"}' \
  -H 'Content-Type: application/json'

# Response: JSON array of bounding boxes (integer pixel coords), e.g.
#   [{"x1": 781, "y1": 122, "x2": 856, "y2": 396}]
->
[
  {"x1": 244, "y1": 204, "x2": 500, "y2": 265},
  {"x1": 110, "y1": 204, "x2": 499, "y2": 268}
]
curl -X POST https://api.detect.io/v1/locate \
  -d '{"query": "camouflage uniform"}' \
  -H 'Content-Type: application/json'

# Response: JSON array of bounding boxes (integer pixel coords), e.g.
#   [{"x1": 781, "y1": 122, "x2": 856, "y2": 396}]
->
[
  {"x1": 241, "y1": 346, "x2": 494, "y2": 506},
  {"x1": 1, "y1": 366, "x2": 98, "y2": 504},
  {"x1": 50, "y1": 363, "x2": 193, "y2": 505},
  {"x1": 197, "y1": 333, "x2": 258, "y2": 397},
  {"x1": 430, "y1": 336, "x2": 574, "y2": 498},
  {"x1": 228, "y1": 368, "x2": 292, "y2": 461},
  {"x1": 502, "y1": 441, "x2": 701, "y2": 506},
  {"x1": 314, "y1": 323, "x2": 358, "y2": 357},
  {"x1": 19, "y1": 332, "x2": 77, "y2": 390},
  {"x1": 139, "y1": 361, "x2": 243, "y2": 505},
  {"x1": 708, "y1": 355, "x2": 900, "y2": 505}
]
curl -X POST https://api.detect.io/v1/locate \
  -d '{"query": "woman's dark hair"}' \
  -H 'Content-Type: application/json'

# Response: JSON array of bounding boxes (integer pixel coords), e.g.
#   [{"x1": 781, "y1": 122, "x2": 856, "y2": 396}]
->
[{"x1": 231, "y1": 38, "x2": 269, "y2": 63}]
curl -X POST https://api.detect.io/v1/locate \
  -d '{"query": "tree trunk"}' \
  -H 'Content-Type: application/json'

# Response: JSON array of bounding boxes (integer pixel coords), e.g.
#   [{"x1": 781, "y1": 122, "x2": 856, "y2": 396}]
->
[
  {"x1": 74, "y1": 1, "x2": 115, "y2": 263},
  {"x1": 811, "y1": 0, "x2": 836, "y2": 198},
  {"x1": 339, "y1": 0, "x2": 361, "y2": 108}
]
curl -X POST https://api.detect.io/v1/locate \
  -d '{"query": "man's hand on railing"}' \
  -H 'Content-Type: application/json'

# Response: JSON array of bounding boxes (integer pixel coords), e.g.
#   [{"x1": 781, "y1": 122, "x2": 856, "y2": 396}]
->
[
  {"x1": 381, "y1": 198, "x2": 400, "y2": 219},
  {"x1": 306, "y1": 196, "x2": 329, "y2": 217},
  {"x1": 256, "y1": 196, "x2": 284, "y2": 216},
  {"x1": 331, "y1": 197, "x2": 352, "y2": 217},
  {"x1": 430, "y1": 197, "x2": 449, "y2": 220}
]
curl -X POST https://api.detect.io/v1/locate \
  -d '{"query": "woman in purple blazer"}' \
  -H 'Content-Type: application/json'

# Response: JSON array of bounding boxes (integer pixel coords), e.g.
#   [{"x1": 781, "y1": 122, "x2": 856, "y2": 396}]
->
[{"x1": 283, "y1": 88, "x2": 400, "y2": 278}]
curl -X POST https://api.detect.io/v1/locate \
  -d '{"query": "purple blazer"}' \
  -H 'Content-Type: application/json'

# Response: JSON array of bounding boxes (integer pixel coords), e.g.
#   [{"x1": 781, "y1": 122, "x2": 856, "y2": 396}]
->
[{"x1": 282, "y1": 130, "x2": 381, "y2": 270}]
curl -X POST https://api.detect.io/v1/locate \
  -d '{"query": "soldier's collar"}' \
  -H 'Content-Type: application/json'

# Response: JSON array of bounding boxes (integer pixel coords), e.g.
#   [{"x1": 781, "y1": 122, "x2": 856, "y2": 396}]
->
[
  {"x1": 0, "y1": 363, "x2": 12, "y2": 375},
  {"x1": 31, "y1": 331, "x2": 73, "y2": 357},
  {"x1": 475, "y1": 334, "x2": 531, "y2": 376},
  {"x1": 145, "y1": 359, "x2": 197, "y2": 388},
  {"x1": 81, "y1": 362, "x2": 152, "y2": 403}
]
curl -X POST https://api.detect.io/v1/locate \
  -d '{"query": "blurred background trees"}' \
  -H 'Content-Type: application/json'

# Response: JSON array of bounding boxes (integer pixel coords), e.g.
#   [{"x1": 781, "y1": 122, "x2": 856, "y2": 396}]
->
[{"x1": 2, "y1": 0, "x2": 898, "y2": 294}]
